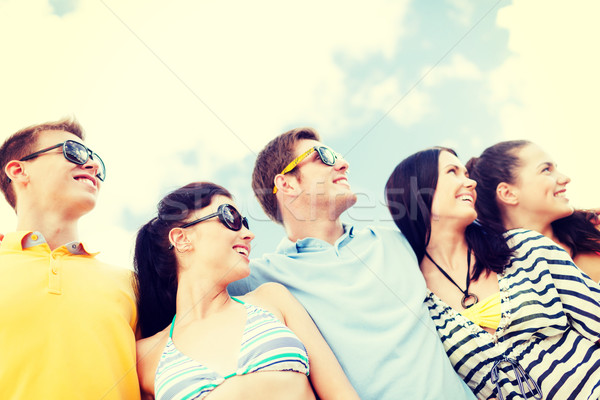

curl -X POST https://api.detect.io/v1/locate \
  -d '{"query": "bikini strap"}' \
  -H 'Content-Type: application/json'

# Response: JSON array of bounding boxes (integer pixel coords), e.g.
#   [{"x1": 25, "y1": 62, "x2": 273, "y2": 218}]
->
[
  {"x1": 169, "y1": 315, "x2": 177, "y2": 338},
  {"x1": 170, "y1": 298, "x2": 245, "y2": 338},
  {"x1": 231, "y1": 296, "x2": 245, "y2": 305}
]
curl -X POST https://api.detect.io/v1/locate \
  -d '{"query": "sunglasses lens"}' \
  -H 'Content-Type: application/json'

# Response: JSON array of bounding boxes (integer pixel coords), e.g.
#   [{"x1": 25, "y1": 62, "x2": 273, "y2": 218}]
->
[
  {"x1": 64, "y1": 141, "x2": 106, "y2": 181},
  {"x1": 92, "y1": 152, "x2": 106, "y2": 181},
  {"x1": 222, "y1": 205, "x2": 242, "y2": 230},
  {"x1": 64, "y1": 141, "x2": 88, "y2": 164},
  {"x1": 317, "y1": 147, "x2": 336, "y2": 165},
  {"x1": 242, "y1": 217, "x2": 249, "y2": 230}
]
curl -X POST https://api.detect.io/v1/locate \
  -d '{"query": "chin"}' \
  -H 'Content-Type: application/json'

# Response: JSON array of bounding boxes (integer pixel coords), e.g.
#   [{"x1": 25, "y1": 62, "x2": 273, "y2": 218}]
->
[
  {"x1": 555, "y1": 205, "x2": 575, "y2": 220},
  {"x1": 334, "y1": 192, "x2": 357, "y2": 214},
  {"x1": 68, "y1": 196, "x2": 97, "y2": 217}
]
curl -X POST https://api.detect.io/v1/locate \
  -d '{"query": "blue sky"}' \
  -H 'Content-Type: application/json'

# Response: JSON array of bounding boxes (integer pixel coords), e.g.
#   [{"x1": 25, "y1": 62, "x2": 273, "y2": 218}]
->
[{"x1": 1, "y1": 0, "x2": 598, "y2": 266}]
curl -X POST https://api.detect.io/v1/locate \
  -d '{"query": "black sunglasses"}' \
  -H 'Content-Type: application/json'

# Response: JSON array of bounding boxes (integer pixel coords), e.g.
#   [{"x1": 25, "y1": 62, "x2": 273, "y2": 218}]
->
[
  {"x1": 20, "y1": 140, "x2": 106, "y2": 181},
  {"x1": 169, "y1": 204, "x2": 249, "y2": 250},
  {"x1": 180, "y1": 203, "x2": 249, "y2": 230}
]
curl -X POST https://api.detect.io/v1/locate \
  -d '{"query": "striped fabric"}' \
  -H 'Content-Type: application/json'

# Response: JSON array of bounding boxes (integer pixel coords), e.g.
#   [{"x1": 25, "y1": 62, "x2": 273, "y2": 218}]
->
[
  {"x1": 155, "y1": 298, "x2": 309, "y2": 400},
  {"x1": 426, "y1": 229, "x2": 600, "y2": 400}
]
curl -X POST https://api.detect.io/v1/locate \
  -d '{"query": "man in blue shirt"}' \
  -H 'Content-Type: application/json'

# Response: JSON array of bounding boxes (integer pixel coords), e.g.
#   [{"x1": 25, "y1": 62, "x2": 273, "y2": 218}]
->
[{"x1": 229, "y1": 128, "x2": 475, "y2": 399}]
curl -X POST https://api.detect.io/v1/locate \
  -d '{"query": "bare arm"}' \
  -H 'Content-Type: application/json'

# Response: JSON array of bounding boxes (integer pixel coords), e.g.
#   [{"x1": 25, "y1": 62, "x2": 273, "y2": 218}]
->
[
  {"x1": 248, "y1": 283, "x2": 359, "y2": 400},
  {"x1": 136, "y1": 332, "x2": 168, "y2": 400}
]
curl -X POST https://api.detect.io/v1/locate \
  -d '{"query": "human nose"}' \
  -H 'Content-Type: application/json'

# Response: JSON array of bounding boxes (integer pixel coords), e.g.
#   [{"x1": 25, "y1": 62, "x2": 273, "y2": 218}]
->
[
  {"x1": 82, "y1": 156, "x2": 101, "y2": 177},
  {"x1": 241, "y1": 225, "x2": 255, "y2": 242},
  {"x1": 556, "y1": 170, "x2": 571, "y2": 185},
  {"x1": 334, "y1": 156, "x2": 349, "y2": 172},
  {"x1": 464, "y1": 176, "x2": 477, "y2": 189}
]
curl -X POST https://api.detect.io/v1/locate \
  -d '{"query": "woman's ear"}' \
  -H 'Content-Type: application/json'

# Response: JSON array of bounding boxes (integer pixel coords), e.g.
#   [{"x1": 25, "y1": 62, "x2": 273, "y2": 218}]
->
[
  {"x1": 496, "y1": 182, "x2": 519, "y2": 206},
  {"x1": 169, "y1": 227, "x2": 192, "y2": 253}
]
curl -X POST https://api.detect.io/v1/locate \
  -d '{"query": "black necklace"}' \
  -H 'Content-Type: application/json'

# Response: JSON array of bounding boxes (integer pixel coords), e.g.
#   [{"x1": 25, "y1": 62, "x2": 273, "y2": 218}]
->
[{"x1": 425, "y1": 245, "x2": 479, "y2": 309}]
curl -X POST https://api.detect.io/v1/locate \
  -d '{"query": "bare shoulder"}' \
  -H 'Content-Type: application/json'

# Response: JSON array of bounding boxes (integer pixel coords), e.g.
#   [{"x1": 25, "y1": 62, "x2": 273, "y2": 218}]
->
[
  {"x1": 238, "y1": 282, "x2": 292, "y2": 320},
  {"x1": 137, "y1": 330, "x2": 168, "y2": 360},
  {"x1": 136, "y1": 327, "x2": 170, "y2": 395},
  {"x1": 255, "y1": 282, "x2": 291, "y2": 297}
]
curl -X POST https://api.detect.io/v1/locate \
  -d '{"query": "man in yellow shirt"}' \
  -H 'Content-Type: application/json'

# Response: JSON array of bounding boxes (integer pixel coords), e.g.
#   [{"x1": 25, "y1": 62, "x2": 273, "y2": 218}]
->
[{"x1": 0, "y1": 118, "x2": 140, "y2": 399}]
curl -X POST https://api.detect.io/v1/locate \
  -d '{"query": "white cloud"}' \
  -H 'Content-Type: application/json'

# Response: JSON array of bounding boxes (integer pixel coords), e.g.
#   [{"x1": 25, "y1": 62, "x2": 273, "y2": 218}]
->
[
  {"x1": 352, "y1": 53, "x2": 482, "y2": 128},
  {"x1": 422, "y1": 53, "x2": 483, "y2": 87},
  {"x1": 490, "y1": 0, "x2": 600, "y2": 208},
  {"x1": 351, "y1": 76, "x2": 432, "y2": 126},
  {"x1": 446, "y1": 0, "x2": 475, "y2": 27}
]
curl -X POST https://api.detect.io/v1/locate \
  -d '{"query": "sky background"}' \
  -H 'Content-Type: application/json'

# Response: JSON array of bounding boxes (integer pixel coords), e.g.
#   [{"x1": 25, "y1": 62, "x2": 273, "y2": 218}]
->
[{"x1": 1, "y1": 0, "x2": 598, "y2": 268}]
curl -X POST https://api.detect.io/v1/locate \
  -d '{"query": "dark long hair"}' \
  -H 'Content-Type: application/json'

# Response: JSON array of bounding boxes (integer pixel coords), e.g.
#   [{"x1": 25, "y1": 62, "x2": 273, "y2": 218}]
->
[
  {"x1": 134, "y1": 182, "x2": 232, "y2": 338},
  {"x1": 385, "y1": 147, "x2": 511, "y2": 280},
  {"x1": 466, "y1": 140, "x2": 600, "y2": 258}
]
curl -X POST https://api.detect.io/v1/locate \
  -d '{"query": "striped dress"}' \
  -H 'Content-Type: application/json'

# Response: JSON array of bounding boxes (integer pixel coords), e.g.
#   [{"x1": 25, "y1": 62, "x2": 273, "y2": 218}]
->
[
  {"x1": 426, "y1": 229, "x2": 600, "y2": 400},
  {"x1": 154, "y1": 298, "x2": 309, "y2": 400}
]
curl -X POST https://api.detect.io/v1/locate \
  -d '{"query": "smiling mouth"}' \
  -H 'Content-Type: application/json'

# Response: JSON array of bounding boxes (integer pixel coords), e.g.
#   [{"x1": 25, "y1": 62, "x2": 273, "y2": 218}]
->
[
  {"x1": 233, "y1": 246, "x2": 249, "y2": 257},
  {"x1": 457, "y1": 195, "x2": 474, "y2": 203},
  {"x1": 75, "y1": 176, "x2": 96, "y2": 188},
  {"x1": 554, "y1": 191, "x2": 567, "y2": 198}
]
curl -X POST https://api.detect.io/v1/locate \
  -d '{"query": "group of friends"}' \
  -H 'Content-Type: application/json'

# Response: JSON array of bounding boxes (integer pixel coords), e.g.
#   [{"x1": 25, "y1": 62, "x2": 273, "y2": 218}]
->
[{"x1": 1, "y1": 117, "x2": 599, "y2": 400}]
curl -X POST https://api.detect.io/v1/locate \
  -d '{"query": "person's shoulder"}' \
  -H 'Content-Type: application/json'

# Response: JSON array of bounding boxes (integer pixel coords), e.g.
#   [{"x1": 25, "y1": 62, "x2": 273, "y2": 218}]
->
[
  {"x1": 504, "y1": 228, "x2": 570, "y2": 262},
  {"x1": 252, "y1": 282, "x2": 289, "y2": 298},
  {"x1": 250, "y1": 246, "x2": 289, "y2": 266},
  {"x1": 90, "y1": 260, "x2": 136, "y2": 293},
  {"x1": 136, "y1": 327, "x2": 170, "y2": 393},
  {"x1": 137, "y1": 325, "x2": 170, "y2": 363},
  {"x1": 241, "y1": 282, "x2": 288, "y2": 303},
  {"x1": 92, "y1": 257, "x2": 132, "y2": 272},
  {"x1": 504, "y1": 228, "x2": 552, "y2": 249},
  {"x1": 357, "y1": 224, "x2": 413, "y2": 246},
  {"x1": 138, "y1": 326, "x2": 167, "y2": 346},
  {"x1": 350, "y1": 224, "x2": 404, "y2": 239},
  {"x1": 95, "y1": 260, "x2": 135, "y2": 279},
  {"x1": 238, "y1": 282, "x2": 290, "y2": 318}
]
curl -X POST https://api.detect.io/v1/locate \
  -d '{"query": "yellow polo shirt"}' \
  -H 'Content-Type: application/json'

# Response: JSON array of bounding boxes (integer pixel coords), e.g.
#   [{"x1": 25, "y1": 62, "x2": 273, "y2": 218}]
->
[{"x1": 0, "y1": 231, "x2": 141, "y2": 400}]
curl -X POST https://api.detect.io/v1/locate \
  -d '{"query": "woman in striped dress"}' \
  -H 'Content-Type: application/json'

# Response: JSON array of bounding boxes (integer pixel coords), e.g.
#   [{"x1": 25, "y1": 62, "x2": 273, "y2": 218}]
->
[
  {"x1": 466, "y1": 140, "x2": 600, "y2": 282},
  {"x1": 133, "y1": 182, "x2": 358, "y2": 400},
  {"x1": 385, "y1": 147, "x2": 600, "y2": 400}
]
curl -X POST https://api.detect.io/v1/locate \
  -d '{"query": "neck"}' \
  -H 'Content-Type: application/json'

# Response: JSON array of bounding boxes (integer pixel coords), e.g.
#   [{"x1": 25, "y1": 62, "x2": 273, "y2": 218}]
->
[
  {"x1": 284, "y1": 216, "x2": 345, "y2": 245},
  {"x1": 16, "y1": 212, "x2": 80, "y2": 250},
  {"x1": 279, "y1": 191, "x2": 349, "y2": 245},
  {"x1": 175, "y1": 270, "x2": 232, "y2": 319},
  {"x1": 426, "y1": 220, "x2": 469, "y2": 270},
  {"x1": 503, "y1": 210, "x2": 554, "y2": 239}
]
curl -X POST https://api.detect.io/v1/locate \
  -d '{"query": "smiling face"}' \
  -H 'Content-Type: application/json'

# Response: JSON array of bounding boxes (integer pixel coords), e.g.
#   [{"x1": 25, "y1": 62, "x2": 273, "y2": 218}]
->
[
  {"x1": 430, "y1": 150, "x2": 478, "y2": 226},
  {"x1": 287, "y1": 139, "x2": 357, "y2": 220},
  {"x1": 184, "y1": 195, "x2": 255, "y2": 279},
  {"x1": 509, "y1": 143, "x2": 573, "y2": 224},
  {"x1": 20, "y1": 130, "x2": 102, "y2": 218}
]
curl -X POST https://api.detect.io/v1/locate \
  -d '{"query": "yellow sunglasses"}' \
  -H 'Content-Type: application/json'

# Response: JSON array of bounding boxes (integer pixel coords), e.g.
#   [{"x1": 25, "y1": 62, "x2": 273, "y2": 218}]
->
[{"x1": 273, "y1": 146, "x2": 339, "y2": 194}]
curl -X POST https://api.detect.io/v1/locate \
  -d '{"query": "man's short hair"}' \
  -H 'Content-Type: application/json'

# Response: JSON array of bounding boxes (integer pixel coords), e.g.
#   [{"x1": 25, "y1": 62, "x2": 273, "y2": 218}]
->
[
  {"x1": 0, "y1": 117, "x2": 85, "y2": 209},
  {"x1": 251, "y1": 127, "x2": 320, "y2": 224}
]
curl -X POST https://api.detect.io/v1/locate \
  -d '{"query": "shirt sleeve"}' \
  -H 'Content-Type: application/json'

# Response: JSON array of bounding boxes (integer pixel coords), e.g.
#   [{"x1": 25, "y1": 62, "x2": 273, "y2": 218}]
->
[{"x1": 510, "y1": 229, "x2": 600, "y2": 341}]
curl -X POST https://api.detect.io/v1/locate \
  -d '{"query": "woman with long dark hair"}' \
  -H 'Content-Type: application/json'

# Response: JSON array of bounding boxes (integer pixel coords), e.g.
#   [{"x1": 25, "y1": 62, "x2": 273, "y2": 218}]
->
[
  {"x1": 134, "y1": 182, "x2": 358, "y2": 400},
  {"x1": 385, "y1": 147, "x2": 600, "y2": 400},
  {"x1": 466, "y1": 140, "x2": 600, "y2": 281}
]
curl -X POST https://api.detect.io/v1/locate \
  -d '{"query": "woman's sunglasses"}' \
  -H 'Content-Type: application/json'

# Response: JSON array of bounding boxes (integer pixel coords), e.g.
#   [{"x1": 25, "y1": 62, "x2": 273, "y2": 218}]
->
[
  {"x1": 20, "y1": 140, "x2": 106, "y2": 181},
  {"x1": 179, "y1": 204, "x2": 249, "y2": 231},
  {"x1": 169, "y1": 204, "x2": 249, "y2": 250},
  {"x1": 273, "y1": 146, "x2": 339, "y2": 194}
]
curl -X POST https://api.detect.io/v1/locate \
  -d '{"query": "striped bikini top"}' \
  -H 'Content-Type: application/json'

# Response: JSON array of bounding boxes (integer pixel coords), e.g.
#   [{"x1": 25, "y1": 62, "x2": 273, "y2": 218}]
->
[{"x1": 154, "y1": 297, "x2": 310, "y2": 400}]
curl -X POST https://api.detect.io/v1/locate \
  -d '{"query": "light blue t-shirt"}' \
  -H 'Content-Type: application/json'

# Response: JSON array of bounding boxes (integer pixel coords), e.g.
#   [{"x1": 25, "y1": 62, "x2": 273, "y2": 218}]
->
[{"x1": 228, "y1": 225, "x2": 475, "y2": 400}]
